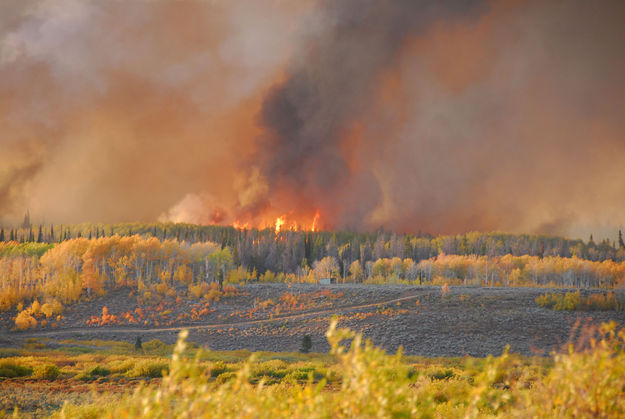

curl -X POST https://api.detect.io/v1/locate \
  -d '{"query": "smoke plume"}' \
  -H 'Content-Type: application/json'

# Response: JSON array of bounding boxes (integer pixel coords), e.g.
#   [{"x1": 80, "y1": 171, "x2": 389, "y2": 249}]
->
[{"x1": 1, "y1": 0, "x2": 625, "y2": 239}]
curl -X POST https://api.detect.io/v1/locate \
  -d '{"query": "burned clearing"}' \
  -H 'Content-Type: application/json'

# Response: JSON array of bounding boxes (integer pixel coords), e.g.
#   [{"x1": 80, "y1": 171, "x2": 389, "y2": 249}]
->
[{"x1": 4, "y1": 284, "x2": 624, "y2": 357}]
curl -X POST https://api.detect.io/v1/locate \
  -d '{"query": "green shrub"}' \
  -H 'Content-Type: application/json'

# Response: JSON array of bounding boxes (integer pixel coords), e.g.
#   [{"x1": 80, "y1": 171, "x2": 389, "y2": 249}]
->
[
  {"x1": 33, "y1": 364, "x2": 60, "y2": 380},
  {"x1": 215, "y1": 371, "x2": 236, "y2": 384},
  {"x1": 209, "y1": 361, "x2": 230, "y2": 378},
  {"x1": 128, "y1": 360, "x2": 168, "y2": 378},
  {"x1": 537, "y1": 291, "x2": 625, "y2": 311},
  {"x1": 252, "y1": 360, "x2": 288, "y2": 381},
  {"x1": 0, "y1": 361, "x2": 33, "y2": 378},
  {"x1": 89, "y1": 365, "x2": 111, "y2": 377},
  {"x1": 142, "y1": 339, "x2": 172, "y2": 356},
  {"x1": 429, "y1": 368, "x2": 456, "y2": 380}
]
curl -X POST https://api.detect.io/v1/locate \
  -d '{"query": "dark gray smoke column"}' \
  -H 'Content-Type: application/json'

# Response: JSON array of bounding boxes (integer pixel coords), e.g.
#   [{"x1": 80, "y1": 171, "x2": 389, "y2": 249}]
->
[{"x1": 255, "y1": 0, "x2": 484, "y2": 228}]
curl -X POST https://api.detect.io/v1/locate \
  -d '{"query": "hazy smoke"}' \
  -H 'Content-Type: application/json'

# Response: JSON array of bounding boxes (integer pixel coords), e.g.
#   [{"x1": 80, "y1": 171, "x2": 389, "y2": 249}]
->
[
  {"x1": 2, "y1": 0, "x2": 625, "y2": 239},
  {"x1": 251, "y1": 0, "x2": 484, "y2": 228},
  {"x1": 0, "y1": 0, "x2": 308, "y2": 224}
]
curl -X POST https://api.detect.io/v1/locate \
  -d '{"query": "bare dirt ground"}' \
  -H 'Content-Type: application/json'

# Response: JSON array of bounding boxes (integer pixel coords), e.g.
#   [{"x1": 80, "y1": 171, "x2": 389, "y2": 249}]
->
[{"x1": 3, "y1": 284, "x2": 625, "y2": 357}]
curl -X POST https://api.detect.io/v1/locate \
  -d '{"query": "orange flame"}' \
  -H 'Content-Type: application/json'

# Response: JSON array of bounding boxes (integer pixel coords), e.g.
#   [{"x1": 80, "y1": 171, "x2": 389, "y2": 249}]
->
[
  {"x1": 311, "y1": 210, "x2": 321, "y2": 232},
  {"x1": 275, "y1": 215, "x2": 286, "y2": 233},
  {"x1": 226, "y1": 211, "x2": 322, "y2": 233},
  {"x1": 232, "y1": 220, "x2": 250, "y2": 230}
]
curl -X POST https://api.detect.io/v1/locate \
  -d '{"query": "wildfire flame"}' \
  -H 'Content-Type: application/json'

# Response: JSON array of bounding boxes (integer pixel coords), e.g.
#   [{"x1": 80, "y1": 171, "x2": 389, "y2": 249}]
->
[
  {"x1": 275, "y1": 215, "x2": 286, "y2": 233},
  {"x1": 311, "y1": 210, "x2": 320, "y2": 232},
  {"x1": 232, "y1": 220, "x2": 250, "y2": 230},
  {"x1": 228, "y1": 210, "x2": 322, "y2": 233}
]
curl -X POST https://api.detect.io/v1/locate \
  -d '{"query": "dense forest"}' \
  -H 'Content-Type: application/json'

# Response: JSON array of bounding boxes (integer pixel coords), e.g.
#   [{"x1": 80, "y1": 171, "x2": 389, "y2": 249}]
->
[
  {"x1": 2, "y1": 221, "x2": 625, "y2": 269},
  {"x1": 1, "y1": 222, "x2": 625, "y2": 317}
]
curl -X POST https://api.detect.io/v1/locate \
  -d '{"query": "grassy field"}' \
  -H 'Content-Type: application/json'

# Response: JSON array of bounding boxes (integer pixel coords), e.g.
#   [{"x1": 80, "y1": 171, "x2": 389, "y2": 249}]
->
[
  {"x1": 1, "y1": 319, "x2": 624, "y2": 418},
  {"x1": 0, "y1": 328, "x2": 546, "y2": 417}
]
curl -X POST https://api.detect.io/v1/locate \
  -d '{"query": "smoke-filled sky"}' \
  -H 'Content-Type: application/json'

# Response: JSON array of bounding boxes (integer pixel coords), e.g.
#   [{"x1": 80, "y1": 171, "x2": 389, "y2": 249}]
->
[{"x1": 1, "y1": 0, "x2": 625, "y2": 239}]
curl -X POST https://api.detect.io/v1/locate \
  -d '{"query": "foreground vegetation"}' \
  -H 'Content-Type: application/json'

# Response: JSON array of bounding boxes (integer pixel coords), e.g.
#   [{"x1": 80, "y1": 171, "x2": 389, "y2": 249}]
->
[{"x1": 1, "y1": 320, "x2": 623, "y2": 417}]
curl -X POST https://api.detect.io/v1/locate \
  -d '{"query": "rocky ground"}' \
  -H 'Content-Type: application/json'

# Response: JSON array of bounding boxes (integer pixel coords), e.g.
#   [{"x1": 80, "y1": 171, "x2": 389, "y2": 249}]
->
[{"x1": 3, "y1": 284, "x2": 625, "y2": 357}]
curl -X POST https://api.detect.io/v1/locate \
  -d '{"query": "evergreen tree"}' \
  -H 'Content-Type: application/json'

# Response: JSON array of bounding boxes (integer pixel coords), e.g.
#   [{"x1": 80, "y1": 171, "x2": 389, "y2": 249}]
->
[
  {"x1": 619, "y1": 230, "x2": 625, "y2": 249},
  {"x1": 300, "y1": 334, "x2": 312, "y2": 353},
  {"x1": 28, "y1": 227, "x2": 34, "y2": 242},
  {"x1": 0, "y1": 228, "x2": 4, "y2": 242},
  {"x1": 37, "y1": 225, "x2": 43, "y2": 243},
  {"x1": 22, "y1": 210, "x2": 31, "y2": 229},
  {"x1": 49, "y1": 225, "x2": 55, "y2": 242}
]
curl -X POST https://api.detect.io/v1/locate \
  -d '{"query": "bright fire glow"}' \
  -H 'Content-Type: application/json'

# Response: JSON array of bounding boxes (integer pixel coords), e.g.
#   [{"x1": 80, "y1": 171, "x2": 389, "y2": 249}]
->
[
  {"x1": 275, "y1": 215, "x2": 286, "y2": 233},
  {"x1": 311, "y1": 210, "x2": 320, "y2": 232},
  {"x1": 232, "y1": 220, "x2": 250, "y2": 230},
  {"x1": 229, "y1": 211, "x2": 322, "y2": 233}
]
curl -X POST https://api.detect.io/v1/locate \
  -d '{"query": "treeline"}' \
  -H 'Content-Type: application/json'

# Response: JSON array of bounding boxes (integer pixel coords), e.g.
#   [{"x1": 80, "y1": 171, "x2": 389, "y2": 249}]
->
[
  {"x1": 1, "y1": 223, "x2": 624, "y2": 276},
  {"x1": 412, "y1": 253, "x2": 625, "y2": 288},
  {"x1": 2, "y1": 235, "x2": 625, "y2": 314},
  {"x1": 309, "y1": 253, "x2": 625, "y2": 289}
]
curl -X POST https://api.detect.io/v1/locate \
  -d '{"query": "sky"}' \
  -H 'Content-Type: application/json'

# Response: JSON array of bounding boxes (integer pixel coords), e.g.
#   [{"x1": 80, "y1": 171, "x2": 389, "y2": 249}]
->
[{"x1": 1, "y1": 0, "x2": 624, "y2": 240}]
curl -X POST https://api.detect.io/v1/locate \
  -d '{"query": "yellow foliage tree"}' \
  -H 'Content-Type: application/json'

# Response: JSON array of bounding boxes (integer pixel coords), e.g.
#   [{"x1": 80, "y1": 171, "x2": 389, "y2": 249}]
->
[{"x1": 15, "y1": 310, "x2": 37, "y2": 330}]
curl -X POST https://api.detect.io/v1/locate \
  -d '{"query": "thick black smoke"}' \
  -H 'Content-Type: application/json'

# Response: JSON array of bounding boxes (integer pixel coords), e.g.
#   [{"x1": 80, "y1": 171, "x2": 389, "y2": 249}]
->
[
  {"x1": 254, "y1": 0, "x2": 484, "y2": 227},
  {"x1": 248, "y1": 0, "x2": 625, "y2": 238}
]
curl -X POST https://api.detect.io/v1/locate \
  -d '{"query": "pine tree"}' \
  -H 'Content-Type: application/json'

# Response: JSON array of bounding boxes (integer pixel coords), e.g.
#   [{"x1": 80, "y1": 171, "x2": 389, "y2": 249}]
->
[
  {"x1": 300, "y1": 334, "x2": 312, "y2": 353},
  {"x1": 135, "y1": 337, "x2": 143, "y2": 351},
  {"x1": 28, "y1": 227, "x2": 34, "y2": 242},
  {"x1": 37, "y1": 225, "x2": 43, "y2": 243},
  {"x1": 22, "y1": 210, "x2": 31, "y2": 229},
  {"x1": 49, "y1": 225, "x2": 55, "y2": 242},
  {"x1": 619, "y1": 230, "x2": 625, "y2": 249},
  {"x1": 0, "y1": 228, "x2": 4, "y2": 242}
]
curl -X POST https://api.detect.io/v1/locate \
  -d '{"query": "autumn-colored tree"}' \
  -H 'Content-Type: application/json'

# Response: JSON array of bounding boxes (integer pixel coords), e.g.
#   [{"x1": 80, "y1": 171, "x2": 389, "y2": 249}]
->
[
  {"x1": 349, "y1": 260, "x2": 364, "y2": 282},
  {"x1": 313, "y1": 256, "x2": 339, "y2": 280}
]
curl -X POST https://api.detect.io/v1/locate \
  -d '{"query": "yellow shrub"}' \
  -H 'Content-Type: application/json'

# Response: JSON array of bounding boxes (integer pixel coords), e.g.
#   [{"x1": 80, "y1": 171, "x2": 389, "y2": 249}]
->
[
  {"x1": 155, "y1": 283, "x2": 168, "y2": 296},
  {"x1": 41, "y1": 300, "x2": 63, "y2": 318},
  {"x1": 206, "y1": 288, "x2": 221, "y2": 303},
  {"x1": 189, "y1": 283, "x2": 209, "y2": 299},
  {"x1": 15, "y1": 310, "x2": 37, "y2": 330},
  {"x1": 29, "y1": 300, "x2": 42, "y2": 317}
]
